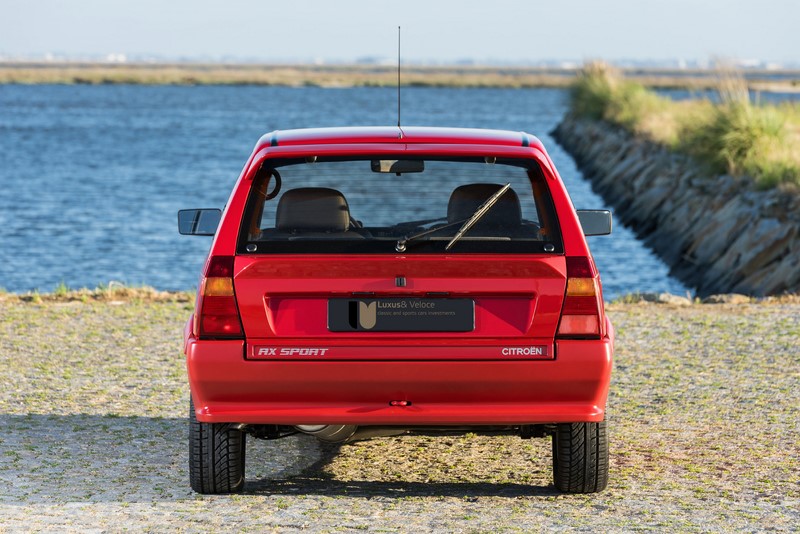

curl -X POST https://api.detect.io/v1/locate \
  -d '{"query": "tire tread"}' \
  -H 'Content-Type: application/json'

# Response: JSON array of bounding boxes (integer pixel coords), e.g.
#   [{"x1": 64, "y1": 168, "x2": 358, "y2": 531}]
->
[
  {"x1": 553, "y1": 421, "x2": 608, "y2": 493},
  {"x1": 189, "y1": 397, "x2": 246, "y2": 494}
]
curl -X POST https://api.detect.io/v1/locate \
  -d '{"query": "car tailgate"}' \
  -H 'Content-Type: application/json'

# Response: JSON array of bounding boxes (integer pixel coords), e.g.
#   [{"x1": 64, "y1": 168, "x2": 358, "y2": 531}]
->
[{"x1": 234, "y1": 254, "x2": 566, "y2": 360}]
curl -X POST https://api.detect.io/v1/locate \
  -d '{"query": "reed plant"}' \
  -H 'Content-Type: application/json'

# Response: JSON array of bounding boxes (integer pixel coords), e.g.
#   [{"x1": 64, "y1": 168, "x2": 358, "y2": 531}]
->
[
  {"x1": 570, "y1": 63, "x2": 800, "y2": 189},
  {"x1": 680, "y1": 101, "x2": 793, "y2": 187}
]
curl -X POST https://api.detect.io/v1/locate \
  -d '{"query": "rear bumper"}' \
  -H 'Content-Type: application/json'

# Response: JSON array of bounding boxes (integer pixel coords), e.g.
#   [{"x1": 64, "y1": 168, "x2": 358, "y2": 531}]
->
[{"x1": 186, "y1": 337, "x2": 613, "y2": 425}]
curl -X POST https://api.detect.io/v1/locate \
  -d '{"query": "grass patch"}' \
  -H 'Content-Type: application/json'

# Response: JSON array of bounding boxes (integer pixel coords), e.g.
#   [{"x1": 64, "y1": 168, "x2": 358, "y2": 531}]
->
[
  {"x1": 569, "y1": 63, "x2": 800, "y2": 189},
  {"x1": 0, "y1": 62, "x2": 578, "y2": 89},
  {"x1": 0, "y1": 298, "x2": 799, "y2": 528},
  {"x1": 3, "y1": 61, "x2": 800, "y2": 92},
  {"x1": 0, "y1": 283, "x2": 194, "y2": 304}
]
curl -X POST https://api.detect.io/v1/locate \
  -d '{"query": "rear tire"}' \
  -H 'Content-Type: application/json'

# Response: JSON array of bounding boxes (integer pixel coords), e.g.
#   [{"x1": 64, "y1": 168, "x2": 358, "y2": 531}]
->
[
  {"x1": 552, "y1": 421, "x2": 608, "y2": 493},
  {"x1": 189, "y1": 396, "x2": 246, "y2": 494}
]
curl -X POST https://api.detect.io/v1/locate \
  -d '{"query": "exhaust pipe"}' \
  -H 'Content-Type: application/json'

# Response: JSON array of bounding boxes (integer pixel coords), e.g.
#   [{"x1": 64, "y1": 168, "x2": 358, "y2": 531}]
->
[
  {"x1": 294, "y1": 425, "x2": 524, "y2": 443},
  {"x1": 294, "y1": 425, "x2": 410, "y2": 443},
  {"x1": 294, "y1": 425, "x2": 357, "y2": 443}
]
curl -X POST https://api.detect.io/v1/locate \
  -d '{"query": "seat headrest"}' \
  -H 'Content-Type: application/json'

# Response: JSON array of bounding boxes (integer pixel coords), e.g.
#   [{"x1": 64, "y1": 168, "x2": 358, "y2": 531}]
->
[
  {"x1": 447, "y1": 183, "x2": 522, "y2": 227},
  {"x1": 276, "y1": 188, "x2": 351, "y2": 232}
]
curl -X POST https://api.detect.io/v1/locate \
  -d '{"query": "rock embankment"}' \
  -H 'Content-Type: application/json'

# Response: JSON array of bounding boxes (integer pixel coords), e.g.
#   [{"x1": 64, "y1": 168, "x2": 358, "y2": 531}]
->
[{"x1": 553, "y1": 116, "x2": 800, "y2": 296}]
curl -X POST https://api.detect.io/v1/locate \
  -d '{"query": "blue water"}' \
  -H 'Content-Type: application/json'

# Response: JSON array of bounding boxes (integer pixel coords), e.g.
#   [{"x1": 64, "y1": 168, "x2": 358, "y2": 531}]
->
[
  {"x1": 656, "y1": 88, "x2": 800, "y2": 104},
  {"x1": 0, "y1": 84, "x2": 688, "y2": 299}
]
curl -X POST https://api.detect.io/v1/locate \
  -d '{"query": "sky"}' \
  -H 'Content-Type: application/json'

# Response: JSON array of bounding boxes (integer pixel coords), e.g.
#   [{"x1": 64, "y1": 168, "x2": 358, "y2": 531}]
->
[{"x1": 2, "y1": 0, "x2": 798, "y2": 65}]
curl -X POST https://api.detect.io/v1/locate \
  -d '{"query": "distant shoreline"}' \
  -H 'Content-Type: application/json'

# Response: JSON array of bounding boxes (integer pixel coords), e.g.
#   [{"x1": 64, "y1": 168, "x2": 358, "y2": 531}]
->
[{"x1": 2, "y1": 62, "x2": 800, "y2": 92}]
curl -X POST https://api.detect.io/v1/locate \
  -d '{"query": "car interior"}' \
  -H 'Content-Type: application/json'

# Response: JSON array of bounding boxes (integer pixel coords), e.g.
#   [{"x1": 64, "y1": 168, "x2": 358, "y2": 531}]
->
[{"x1": 239, "y1": 158, "x2": 560, "y2": 253}]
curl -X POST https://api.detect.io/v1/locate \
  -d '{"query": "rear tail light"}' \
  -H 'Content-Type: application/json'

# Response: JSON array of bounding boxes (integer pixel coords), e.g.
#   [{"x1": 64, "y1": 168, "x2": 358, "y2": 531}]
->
[
  {"x1": 194, "y1": 255, "x2": 244, "y2": 338},
  {"x1": 557, "y1": 256, "x2": 603, "y2": 339}
]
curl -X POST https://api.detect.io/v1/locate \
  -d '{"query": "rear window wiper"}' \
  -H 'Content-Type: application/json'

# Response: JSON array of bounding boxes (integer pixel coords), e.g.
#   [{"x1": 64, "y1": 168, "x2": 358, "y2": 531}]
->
[
  {"x1": 395, "y1": 220, "x2": 463, "y2": 252},
  {"x1": 445, "y1": 183, "x2": 511, "y2": 251},
  {"x1": 394, "y1": 183, "x2": 512, "y2": 253}
]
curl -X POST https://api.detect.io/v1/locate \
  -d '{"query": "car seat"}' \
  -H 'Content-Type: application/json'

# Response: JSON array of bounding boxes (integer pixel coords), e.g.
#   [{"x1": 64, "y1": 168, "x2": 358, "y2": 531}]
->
[
  {"x1": 272, "y1": 187, "x2": 365, "y2": 239},
  {"x1": 447, "y1": 183, "x2": 523, "y2": 234}
]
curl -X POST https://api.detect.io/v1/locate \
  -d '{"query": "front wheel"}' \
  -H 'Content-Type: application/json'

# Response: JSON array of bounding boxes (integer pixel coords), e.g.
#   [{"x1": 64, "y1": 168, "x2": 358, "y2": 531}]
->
[
  {"x1": 552, "y1": 421, "x2": 608, "y2": 493},
  {"x1": 189, "y1": 396, "x2": 246, "y2": 494}
]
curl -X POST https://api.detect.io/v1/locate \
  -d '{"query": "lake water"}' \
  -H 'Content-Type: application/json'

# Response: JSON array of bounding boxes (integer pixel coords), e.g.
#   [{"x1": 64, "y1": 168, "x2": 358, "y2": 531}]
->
[{"x1": 0, "y1": 84, "x2": 689, "y2": 299}]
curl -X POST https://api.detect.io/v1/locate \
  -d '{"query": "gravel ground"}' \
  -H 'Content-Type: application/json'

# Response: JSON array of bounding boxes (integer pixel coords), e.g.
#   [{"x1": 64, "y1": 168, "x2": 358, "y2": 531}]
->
[{"x1": 0, "y1": 294, "x2": 798, "y2": 532}]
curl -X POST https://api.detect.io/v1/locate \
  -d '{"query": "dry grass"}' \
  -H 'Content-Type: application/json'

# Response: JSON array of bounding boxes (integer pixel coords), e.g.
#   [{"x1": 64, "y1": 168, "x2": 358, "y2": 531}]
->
[
  {"x1": 0, "y1": 62, "x2": 576, "y2": 88},
  {"x1": 2, "y1": 61, "x2": 800, "y2": 91},
  {"x1": 570, "y1": 63, "x2": 800, "y2": 189},
  {"x1": 0, "y1": 283, "x2": 193, "y2": 305},
  {"x1": 0, "y1": 297, "x2": 798, "y2": 530}
]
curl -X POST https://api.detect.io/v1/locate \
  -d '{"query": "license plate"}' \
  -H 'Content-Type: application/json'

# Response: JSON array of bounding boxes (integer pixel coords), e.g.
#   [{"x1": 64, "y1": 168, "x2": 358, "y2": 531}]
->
[{"x1": 328, "y1": 298, "x2": 474, "y2": 332}]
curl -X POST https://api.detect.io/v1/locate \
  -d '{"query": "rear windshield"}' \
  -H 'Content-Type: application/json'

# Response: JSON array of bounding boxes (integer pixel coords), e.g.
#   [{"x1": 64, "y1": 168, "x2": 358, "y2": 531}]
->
[{"x1": 238, "y1": 157, "x2": 562, "y2": 254}]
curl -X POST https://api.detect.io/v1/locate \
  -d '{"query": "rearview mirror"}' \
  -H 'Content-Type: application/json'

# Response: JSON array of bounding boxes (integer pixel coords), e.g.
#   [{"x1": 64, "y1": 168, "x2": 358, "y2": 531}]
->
[
  {"x1": 178, "y1": 209, "x2": 221, "y2": 236},
  {"x1": 371, "y1": 159, "x2": 424, "y2": 174},
  {"x1": 577, "y1": 210, "x2": 612, "y2": 236}
]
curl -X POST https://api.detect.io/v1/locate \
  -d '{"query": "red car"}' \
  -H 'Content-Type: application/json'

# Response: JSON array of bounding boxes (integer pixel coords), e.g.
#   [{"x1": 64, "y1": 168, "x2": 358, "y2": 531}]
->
[{"x1": 179, "y1": 126, "x2": 613, "y2": 494}]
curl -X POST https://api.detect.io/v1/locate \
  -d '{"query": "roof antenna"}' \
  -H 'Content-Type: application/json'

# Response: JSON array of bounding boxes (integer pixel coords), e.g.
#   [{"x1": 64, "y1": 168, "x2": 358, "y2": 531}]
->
[{"x1": 397, "y1": 26, "x2": 403, "y2": 135}]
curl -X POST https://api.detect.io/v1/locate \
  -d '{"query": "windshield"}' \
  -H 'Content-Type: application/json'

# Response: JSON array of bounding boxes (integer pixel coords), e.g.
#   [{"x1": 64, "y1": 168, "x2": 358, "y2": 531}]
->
[{"x1": 238, "y1": 157, "x2": 562, "y2": 254}]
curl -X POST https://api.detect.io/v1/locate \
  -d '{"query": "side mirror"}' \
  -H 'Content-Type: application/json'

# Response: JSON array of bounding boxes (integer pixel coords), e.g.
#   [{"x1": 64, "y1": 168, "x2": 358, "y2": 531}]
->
[
  {"x1": 178, "y1": 209, "x2": 221, "y2": 236},
  {"x1": 577, "y1": 210, "x2": 612, "y2": 236}
]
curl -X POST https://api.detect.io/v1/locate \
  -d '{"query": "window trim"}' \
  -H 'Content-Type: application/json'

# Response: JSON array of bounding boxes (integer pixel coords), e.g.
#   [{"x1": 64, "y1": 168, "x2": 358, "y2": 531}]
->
[{"x1": 236, "y1": 156, "x2": 564, "y2": 255}]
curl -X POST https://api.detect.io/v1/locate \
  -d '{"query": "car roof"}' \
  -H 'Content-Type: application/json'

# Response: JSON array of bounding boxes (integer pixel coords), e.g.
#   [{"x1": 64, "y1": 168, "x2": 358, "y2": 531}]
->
[{"x1": 258, "y1": 126, "x2": 544, "y2": 151}]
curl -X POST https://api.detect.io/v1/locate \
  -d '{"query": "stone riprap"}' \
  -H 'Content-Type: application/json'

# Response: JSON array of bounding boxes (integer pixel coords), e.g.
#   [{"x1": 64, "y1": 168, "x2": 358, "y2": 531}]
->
[{"x1": 553, "y1": 116, "x2": 800, "y2": 296}]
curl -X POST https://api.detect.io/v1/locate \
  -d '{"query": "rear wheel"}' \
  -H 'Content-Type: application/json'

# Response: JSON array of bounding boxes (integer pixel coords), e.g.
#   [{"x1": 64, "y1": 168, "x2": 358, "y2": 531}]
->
[
  {"x1": 189, "y1": 396, "x2": 246, "y2": 494},
  {"x1": 552, "y1": 421, "x2": 608, "y2": 493}
]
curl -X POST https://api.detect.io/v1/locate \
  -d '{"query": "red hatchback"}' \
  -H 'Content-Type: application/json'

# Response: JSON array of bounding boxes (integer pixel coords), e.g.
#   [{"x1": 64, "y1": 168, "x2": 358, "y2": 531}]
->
[{"x1": 179, "y1": 126, "x2": 613, "y2": 494}]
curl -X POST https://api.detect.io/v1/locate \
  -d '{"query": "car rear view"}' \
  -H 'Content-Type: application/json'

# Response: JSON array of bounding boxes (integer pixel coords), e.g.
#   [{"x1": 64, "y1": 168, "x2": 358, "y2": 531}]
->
[{"x1": 180, "y1": 127, "x2": 613, "y2": 495}]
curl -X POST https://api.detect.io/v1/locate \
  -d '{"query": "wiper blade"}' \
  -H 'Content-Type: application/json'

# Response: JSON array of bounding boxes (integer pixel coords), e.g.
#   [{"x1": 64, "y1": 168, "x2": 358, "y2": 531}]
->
[
  {"x1": 395, "y1": 220, "x2": 463, "y2": 252},
  {"x1": 445, "y1": 183, "x2": 511, "y2": 251}
]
